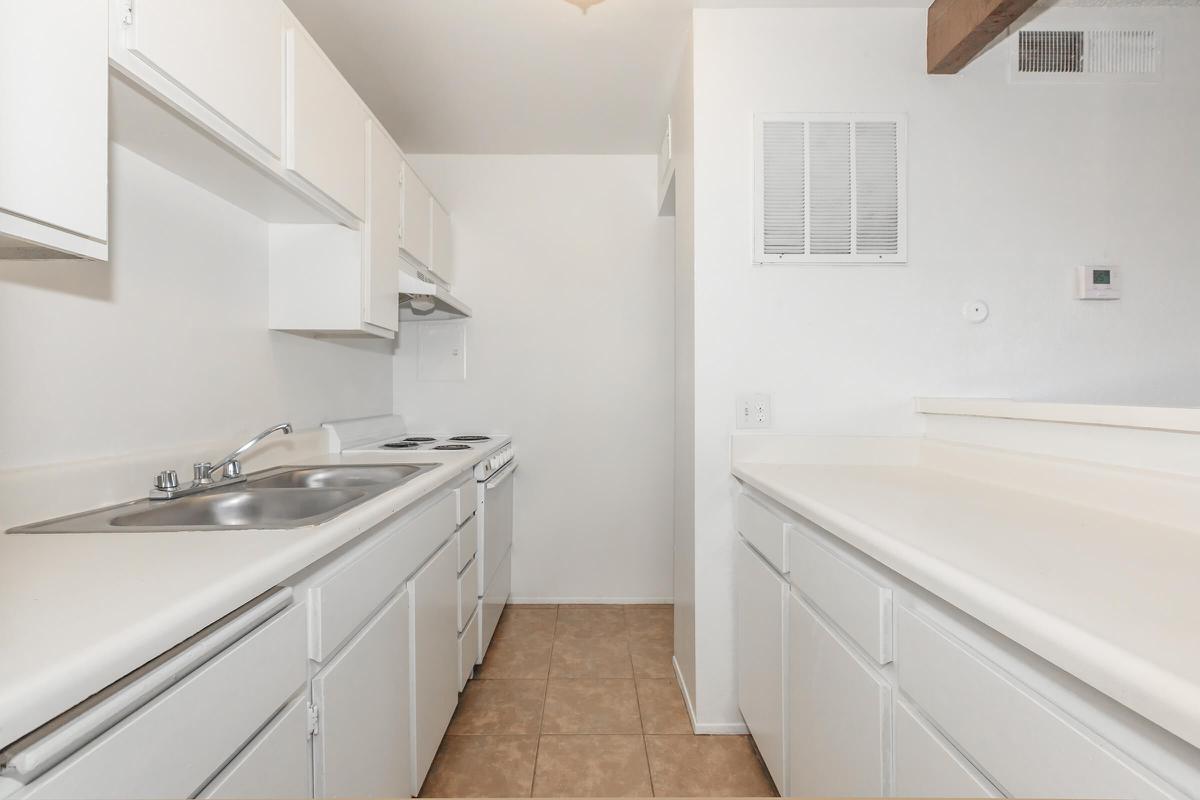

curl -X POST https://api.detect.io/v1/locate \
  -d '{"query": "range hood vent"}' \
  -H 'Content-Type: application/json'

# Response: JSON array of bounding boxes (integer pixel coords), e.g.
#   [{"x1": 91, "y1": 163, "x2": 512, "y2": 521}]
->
[{"x1": 399, "y1": 270, "x2": 472, "y2": 321}]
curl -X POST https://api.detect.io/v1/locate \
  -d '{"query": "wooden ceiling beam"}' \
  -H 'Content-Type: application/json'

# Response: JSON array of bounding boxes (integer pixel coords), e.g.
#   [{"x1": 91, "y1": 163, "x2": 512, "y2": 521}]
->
[{"x1": 927, "y1": 0, "x2": 1040, "y2": 74}]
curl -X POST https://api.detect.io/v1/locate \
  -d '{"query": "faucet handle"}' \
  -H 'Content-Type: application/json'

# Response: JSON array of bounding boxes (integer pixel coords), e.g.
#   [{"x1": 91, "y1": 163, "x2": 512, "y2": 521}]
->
[
  {"x1": 194, "y1": 462, "x2": 213, "y2": 484},
  {"x1": 223, "y1": 460, "x2": 242, "y2": 480},
  {"x1": 154, "y1": 470, "x2": 179, "y2": 492}
]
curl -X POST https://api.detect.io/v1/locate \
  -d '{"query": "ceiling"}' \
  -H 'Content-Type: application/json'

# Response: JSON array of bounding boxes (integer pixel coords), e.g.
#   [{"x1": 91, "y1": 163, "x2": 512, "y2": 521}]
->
[
  {"x1": 282, "y1": 0, "x2": 926, "y2": 155},
  {"x1": 282, "y1": 0, "x2": 1196, "y2": 155}
]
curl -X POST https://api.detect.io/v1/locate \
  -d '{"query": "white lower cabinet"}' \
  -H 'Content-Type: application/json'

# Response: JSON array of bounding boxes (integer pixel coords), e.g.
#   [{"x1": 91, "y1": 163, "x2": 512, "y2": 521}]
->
[
  {"x1": 788, "y1": 592, "x2": 890, "y2": 798},
  {"x1": 893, "y1": 698, "x2": 999, "y2": 798},
  {"x1": 199, "y1": 695, "x2": 311, "y2": 800},
  {"x1": 735, "y1": 538, "x2": 787, "y2": 792},
  {"x1": 409, "y1": 538, "x2": 461, "y2": 795},
  {"x1": 312, "y1": 590, "x2": 412, "y2": 799}
]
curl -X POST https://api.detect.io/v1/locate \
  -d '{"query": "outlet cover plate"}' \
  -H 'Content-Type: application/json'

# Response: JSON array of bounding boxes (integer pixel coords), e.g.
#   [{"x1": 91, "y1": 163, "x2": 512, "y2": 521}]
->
[{"x1": 736, "y1": 393, "x2": 772, "y2": 430}]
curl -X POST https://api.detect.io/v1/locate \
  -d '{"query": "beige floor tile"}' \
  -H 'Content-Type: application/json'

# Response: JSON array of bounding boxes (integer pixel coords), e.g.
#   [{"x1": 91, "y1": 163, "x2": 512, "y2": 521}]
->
[
  {"x1": 475, "y1": 631, "x2": 554, "y2": 679},
  {"x1": 550, "y1": 635, "x2": 633, "y2": 679},
  {"x1": 555, "y1": 604, "x2": 628, "y2": 639},
  {"x1": 629, "y1": 638, "x2": 675, "y2": 679},
  {"x1": 495, "y1": 606, "x2": 559, "y2": 640},
  {"x1": 644, "y1": 735, "x2": 777, "y2": 797},
  {"x1": 542, "y1": 679, "x2": 643, "y2": 734},
  {"x1": 532, "y1": 735, "x2": 653, "y2": 797},
  {"x1": 447, "y1": 679, "x2": 546, "y2": 735},
  {"x1": 419, "y1": 735, "x2": 539, "y2": 798},
  {"x1": 625, "y1": 605, "x2": 673, "y2": 643},
  {"x1": 635, "y1": 678, "x2": 692, "y2": 734}
]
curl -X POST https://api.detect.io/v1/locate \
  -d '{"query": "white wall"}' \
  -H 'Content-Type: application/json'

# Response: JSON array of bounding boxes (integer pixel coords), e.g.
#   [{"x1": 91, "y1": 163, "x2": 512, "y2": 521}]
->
[
  {"x1": 394, "y1": 155, "x2": 675, "y2": 603},
  {"x1": 0, "y1": 146, "x2": 394, "y2": 472},
  {"x1": 689, "y1": 6, "x2": 1200, "y2": 725}
]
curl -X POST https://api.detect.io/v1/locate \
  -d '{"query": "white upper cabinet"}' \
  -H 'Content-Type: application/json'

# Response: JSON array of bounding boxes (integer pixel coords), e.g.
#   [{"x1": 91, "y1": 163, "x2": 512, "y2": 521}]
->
[
  {"x1": 284, "y1": 21, "x2": 367, "y2": 220},
  {"x1": 399, "y1": 160, "x2": 433, "y2": 271},
  {"x1": 428, "y1": 198, "x2": 454, "y2": 286},
  {"x1": 123, "y1": 0, "x2": 283, "y2": 157},
  {"x1": 365, "y1": 120, "x2": 403, "y2": 332},
  {"x1": 0, "y1": 0, "x2": 107, "y2": 260}
]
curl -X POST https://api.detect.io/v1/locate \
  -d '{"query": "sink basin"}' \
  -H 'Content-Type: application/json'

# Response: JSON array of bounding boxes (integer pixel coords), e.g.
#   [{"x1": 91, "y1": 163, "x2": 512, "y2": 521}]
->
[
  {"x1": 107, "y1": 488, "x2": 366, "y2": 529},
  {"x1": 8, "y1": 463, "x2": 439, "y2": 534},
  {"x1": 247, "y1": 465, "x2": 426, "y2": 490}
]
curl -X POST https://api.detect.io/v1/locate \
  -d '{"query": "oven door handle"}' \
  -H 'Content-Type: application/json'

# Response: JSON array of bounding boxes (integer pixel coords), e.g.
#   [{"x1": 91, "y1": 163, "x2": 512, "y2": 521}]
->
[{"x1": 485, "y1": 461, "x2": 517, "y2": 490}]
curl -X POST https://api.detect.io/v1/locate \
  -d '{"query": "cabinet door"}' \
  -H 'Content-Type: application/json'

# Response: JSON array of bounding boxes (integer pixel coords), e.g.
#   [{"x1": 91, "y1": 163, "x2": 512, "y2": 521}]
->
[
  {"x1": 125, "y1": 0, "x2": 283, "y2": 156},
  {"x1": 429, "y1": 199, "x2": 454, "y2": 286},
  {"x1": 788, "y1": 592, "x2": 889, "y2": 797},
  {"x1": 365, "y1": 119, "x2": 403, "y2": 332},
  {"x1": 894, "y1": 698, "x2": 999, "y2": 798},
  {"x1": 0, "y1": 0, "x2": 107, "y2": 252},
  {"x1": 313, "y1": 591, "x2": 412, "y2": 799},
  {"x1": 399, "y1": 161, "x2": 432, "y2": 270},
  {"x1": 410, "y1": 538, "x2": 460, "y2": 794},
  {"x1": 284, "y1": 23, "x2": 366, "y2": 219},
  {"x1": 735, "y1": 539, "x2": 787, "y2": 792},
  {"x1": 200, "y1": 696, "x2": 311, "y2": 800}
]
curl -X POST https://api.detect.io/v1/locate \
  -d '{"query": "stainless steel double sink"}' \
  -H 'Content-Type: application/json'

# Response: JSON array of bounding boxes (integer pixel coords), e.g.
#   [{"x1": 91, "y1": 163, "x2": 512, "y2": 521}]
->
[{"x1": 9, "y1": 464, "x2": 438, "y2": 534}]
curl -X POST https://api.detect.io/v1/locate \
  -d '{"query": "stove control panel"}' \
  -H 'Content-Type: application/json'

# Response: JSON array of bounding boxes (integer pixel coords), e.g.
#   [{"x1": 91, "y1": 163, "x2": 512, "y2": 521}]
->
[{"x1": 476, "y1": 445, "x2": 515, "y2": 481}]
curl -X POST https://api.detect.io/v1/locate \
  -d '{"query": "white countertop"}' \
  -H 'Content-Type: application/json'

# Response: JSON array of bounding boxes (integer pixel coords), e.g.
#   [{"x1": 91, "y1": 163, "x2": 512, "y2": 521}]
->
[
  {"x1": 733, "y1": 459, "x2": 1200, "y2": 750},
  {"x1": 0, "y1": 449, "x2": 481, "y2": 749}
]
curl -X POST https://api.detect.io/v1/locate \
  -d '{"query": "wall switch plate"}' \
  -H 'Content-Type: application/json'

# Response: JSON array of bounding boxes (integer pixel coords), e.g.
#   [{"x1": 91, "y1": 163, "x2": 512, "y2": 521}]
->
[{"x1": 736, "y1": 393, "x2": 772, "y2": 429}]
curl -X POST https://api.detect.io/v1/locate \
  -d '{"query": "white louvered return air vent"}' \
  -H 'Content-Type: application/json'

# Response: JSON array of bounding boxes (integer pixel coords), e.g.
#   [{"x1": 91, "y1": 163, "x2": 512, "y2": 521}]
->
[
  {"x1": 755, "y1": 113, "x2": 907, "y2": 265},
  {"x1": 1012, "y1": 28, "x2": 1161, "y2": 83}
]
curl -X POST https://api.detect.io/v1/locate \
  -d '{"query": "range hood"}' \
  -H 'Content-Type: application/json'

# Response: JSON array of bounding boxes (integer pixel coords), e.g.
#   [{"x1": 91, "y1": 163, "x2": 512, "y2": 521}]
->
[{"x1": 399, "y1": 269, "x2": 472, "y2": 321}]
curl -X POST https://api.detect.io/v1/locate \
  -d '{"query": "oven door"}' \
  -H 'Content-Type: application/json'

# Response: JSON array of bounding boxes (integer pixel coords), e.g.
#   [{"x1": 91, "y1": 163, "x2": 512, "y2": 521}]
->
[{"x1": 481, "y1": 461, "x2": 516, "y2": 586}]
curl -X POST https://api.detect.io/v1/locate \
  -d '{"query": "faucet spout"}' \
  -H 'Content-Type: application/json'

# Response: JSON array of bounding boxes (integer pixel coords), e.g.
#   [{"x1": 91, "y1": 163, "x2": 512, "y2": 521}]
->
[{"x1": 202, "y1": 423, "x2": 294, "y2": 484}]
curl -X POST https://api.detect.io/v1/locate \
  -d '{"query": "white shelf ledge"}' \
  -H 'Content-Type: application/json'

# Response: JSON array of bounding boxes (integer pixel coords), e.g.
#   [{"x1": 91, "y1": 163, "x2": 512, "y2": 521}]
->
[{"x1": 915, "y1": 397, "x2": 1200, "y2": 434}]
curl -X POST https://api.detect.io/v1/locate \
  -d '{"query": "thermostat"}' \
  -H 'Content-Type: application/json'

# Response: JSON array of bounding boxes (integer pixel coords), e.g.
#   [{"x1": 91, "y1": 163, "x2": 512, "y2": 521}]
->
[{"x1": 1077, "y1": 265, "x2": 1120, "y2": 300}]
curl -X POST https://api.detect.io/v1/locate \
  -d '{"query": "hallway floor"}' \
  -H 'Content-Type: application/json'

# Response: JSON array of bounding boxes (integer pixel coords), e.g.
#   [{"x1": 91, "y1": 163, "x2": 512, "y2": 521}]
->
[{"x1": 419, "y1": 604, "x2": 778, "y2": 798}]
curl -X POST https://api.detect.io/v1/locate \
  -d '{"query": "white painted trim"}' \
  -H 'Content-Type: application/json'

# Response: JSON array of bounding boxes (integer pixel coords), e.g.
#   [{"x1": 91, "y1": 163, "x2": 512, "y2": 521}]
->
[
  {"x1": 673, "y1": 655, "x2": 750, "y2": 735},
  {"x1": 507, "y1": 597, "x2": 673, "y2": 605},
  {"x1": 916, "y1": 397, "x2": 1200, "y2": 434}
]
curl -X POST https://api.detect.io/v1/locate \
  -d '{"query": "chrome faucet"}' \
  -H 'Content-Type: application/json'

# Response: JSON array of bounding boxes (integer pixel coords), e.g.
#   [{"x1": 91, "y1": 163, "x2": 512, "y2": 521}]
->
[{"x1": 151, "y1": 423, "x2": 294, "y2": 500}]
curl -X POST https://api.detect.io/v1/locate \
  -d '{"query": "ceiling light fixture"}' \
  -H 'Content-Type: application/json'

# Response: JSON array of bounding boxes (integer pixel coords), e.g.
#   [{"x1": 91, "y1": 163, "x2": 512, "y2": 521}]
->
[{"x1": 563, "y1": 0, "x2": 605, "y2": 14}]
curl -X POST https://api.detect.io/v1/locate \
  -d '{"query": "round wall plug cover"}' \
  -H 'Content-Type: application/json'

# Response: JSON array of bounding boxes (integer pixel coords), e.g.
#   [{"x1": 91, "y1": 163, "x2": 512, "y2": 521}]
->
[{"x1": 962, "y1": 300, "x2": 990, "y2": 323}]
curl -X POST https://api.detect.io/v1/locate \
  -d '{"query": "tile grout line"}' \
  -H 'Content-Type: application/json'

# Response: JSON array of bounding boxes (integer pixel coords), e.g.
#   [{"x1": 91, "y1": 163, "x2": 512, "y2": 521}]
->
[
  {"x1": 528, "y1": 603, "x2": 558, "y2": 798},
  {"x1": 626, "y1": 607, "x2": 658, "y2": 798}
]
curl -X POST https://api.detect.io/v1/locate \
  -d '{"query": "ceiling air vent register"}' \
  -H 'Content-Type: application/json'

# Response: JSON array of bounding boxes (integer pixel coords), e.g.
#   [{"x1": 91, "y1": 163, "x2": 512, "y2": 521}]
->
[
  {"x1": 754, "y1": 113, "x2": 907, "y2": 265},
  {"x1": 1013, "y1": 28, "x2": 1161, "y2": 82}
]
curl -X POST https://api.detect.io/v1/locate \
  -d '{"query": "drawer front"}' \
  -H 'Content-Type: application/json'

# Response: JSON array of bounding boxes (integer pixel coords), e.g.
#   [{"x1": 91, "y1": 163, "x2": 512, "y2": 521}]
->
[
  {"x1": 894, "y1": 698, "x2": 999, "y2": 798},
  {"x1": 458, "y1": 557, "x2": 479, "y2": 633},
  {"x1": 896, "y1": 607, "x2": 1174, "y2": 799},
  {"x1": 199, "y1": 695, "x2": 311, "y2": 799},
  {"x1": 21, "y1": 603, "x2": 307, "y2": 800},
  {"x1": 453, "y1": 478, "x2": 476, "y2": 526},
  {"x1": 459, "y1": 610, "x2": 480, "y2": 691},
  {"x1": 457, "y1": 513, "x2": 478, "y2": 574},
  {"x1": 310, "y1": 492, "x2": 456, "y2": 661},
  {"x1": 736, "y1": 492, "x2": 787, "y2": 573},
  {"x1": 789, "y1": 525, "x2": 892, "y2": 664}
]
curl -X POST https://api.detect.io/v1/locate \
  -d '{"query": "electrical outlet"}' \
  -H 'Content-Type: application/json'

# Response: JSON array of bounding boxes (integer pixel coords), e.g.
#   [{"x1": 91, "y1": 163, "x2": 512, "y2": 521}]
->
[{"x1": 736, "y1": 393, "x2": 772, "y2": 430}]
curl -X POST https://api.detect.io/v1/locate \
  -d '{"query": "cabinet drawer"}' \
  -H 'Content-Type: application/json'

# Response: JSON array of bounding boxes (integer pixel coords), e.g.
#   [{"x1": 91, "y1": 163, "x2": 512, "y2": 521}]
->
[
  {"x1": 789, "y1": 525, "x2": 892, "y2": 665},
  {"x1": 309, "y1": 492, "x2": 456, "y2": 662},
  {"x1": 19, "y1": 603, "x2": 307, "y2": 799},
  {"x1": 458, "y1": 557, "x2": 479, "y2": 633},
  {"x1": 457, "y1": 513, "x2": 478, "y2": 574},
  {"x1": 894, "y1": 698, "x2": 999, "y2": 798},
  {"x1": 199, "y1": 695, "x2": 310, "y2": 799},
  {"x1": 453, "y1": 478, "x2": 476, "y2": 526},
  {"x1": 459, "y1": 609, "x2": 480, "y2": 692},
  {"x1": 736, "y1": 492, "x2": 787, "y2": 573},
  {"x1": 896, "y1": 607, "x2": 1175, "y2": 799}
]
